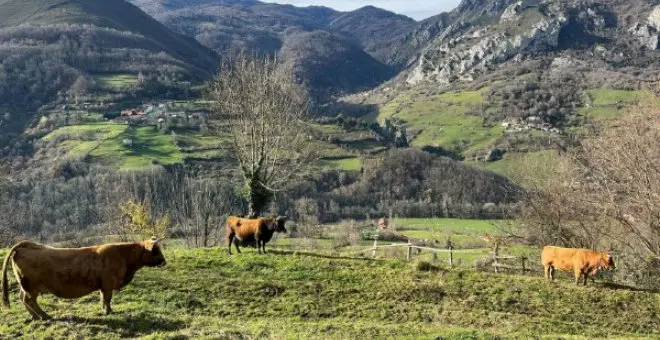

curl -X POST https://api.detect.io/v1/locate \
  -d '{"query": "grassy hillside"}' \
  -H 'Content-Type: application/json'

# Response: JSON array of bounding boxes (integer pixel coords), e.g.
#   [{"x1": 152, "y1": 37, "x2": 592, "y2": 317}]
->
[
  {"x1": 372, "y1": 88, "x2": 503, "y2": 154},
  {"x1": 1, "y1": 247, "x2": 658, "y2": 339},
  {"x1": 0, "y1": 0, "x2": 216, "y2": 74}
]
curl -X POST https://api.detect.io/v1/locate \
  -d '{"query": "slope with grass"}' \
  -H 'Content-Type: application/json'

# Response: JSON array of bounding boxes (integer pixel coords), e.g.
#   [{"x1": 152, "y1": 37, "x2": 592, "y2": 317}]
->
[
  {"x1": 0, "y1": 247, "x2": 658, "y2": 339},
  {"x1": 373, "y1": 88, "x2": 503, "y2": 154},
  {"x1": 0, "y1": 0, "x2": 217, "y2": 129},
  {"x1": 0, "y1": 0, "x2": 216, "y2": 74},
  {"x1": 580, "y1": 89, "x2": 657, "y2": 122}
]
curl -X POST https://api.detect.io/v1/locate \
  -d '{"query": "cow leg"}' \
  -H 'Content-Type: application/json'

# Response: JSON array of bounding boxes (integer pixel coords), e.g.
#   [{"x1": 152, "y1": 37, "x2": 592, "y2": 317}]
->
[
  {"x1": 261, "y1": 240, "x2": 267, "y2": 254},
  {"x1": 23, "y1": 292, "x2": 51, "y2": 321},
  {"x1": 19, "y1": 290, "x2": 40, "y2": 320},
  {"x1": 574, "y1": 269, "x2": 583, "y2": 285},
  {"x1": 100, "y1": 289, "x2": 113, "y2": 315},
  {"x1": 549, "y1": 266, "x2": 555, "y2": 281},
  {"x1": 543, "y1": 265, "x2": 550, "y2": 280},
  {"x1": 255, "y1": 235, "x2": 262, "y2": 255},
  {"x1": 227, "y1": 232, "x2": 235, "y2": 255},
  {"x1": 234, "y1": 239, "x2": 242, "y2": 254}
]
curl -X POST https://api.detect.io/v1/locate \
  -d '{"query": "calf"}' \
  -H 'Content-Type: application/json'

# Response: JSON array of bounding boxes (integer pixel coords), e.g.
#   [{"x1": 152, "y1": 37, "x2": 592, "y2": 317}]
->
[
  {"x1": 2, "y1": 238, "x2": 166, "y2": 320},
  {"x1": 226, "y1": 216, "x2": 287, "y2": 255},
  {"x1": 541, "y1": 246, "x2": 615, "y2": 285}
]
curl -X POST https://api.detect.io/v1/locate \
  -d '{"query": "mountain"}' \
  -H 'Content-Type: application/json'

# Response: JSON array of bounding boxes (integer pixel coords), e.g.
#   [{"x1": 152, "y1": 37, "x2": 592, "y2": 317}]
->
[
  {"x1": 406, "y1": 0, "x2": 660, "y2": 85},
  {"x1": 280, "y1": 30, "x2": 396, "y2": 98},
  {"x1": 128, "y1": 0, "x2": 413, "y2": 98},
  {"x1": 0, "y1": 0, "x2": 218, "y2": 147},
  {"x1": 326, "y1": 6, "x2": 417, "y2": 67},
  {"x1": 0, "y1": 0, "x2": 217, "y2": 109},
  {"x1": 341, "y1": 0, "x2": 660, "y2": 162}
]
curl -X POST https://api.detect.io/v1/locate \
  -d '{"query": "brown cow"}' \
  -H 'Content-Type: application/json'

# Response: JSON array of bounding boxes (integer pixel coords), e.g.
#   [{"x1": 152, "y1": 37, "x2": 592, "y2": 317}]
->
[
  {"x1": 2, "y1": 238, "x2": 166, "y2": 320},
  {"x1": 226, "y1": 216, "x2": 287, "y2": 255},
  {"x1": 541, "y1": 246, "x2": 615, "y2": 285}
]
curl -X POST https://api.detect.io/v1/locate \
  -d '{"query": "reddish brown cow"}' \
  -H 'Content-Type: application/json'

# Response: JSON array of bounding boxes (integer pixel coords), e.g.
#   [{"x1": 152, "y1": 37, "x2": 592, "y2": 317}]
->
[
  {"x1": 2, "y1": 238, "x2": 166, "y2": 320},
  {"x1": 541, "y1": 246, "x2": 615, "y2": 285},
  {"x1": 226, "y1": 216, "x2": 287, "y2": 255}
]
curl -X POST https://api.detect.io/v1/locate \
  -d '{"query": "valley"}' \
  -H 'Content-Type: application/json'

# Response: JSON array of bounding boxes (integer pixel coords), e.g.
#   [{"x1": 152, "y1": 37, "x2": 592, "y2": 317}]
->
[{"x1": 0, "y1": 0, "x2": 659, "y2": 338}]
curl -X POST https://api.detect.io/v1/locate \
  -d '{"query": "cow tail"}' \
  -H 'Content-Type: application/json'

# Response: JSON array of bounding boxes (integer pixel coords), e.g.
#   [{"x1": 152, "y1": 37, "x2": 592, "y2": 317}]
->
[{"x1": 2, "y1": 243, "x2": 21, "y2": 307}]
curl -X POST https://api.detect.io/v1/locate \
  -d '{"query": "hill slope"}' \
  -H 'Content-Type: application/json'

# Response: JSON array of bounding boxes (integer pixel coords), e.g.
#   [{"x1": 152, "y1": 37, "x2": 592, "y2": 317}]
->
[
  {"x1": 0, "y1": 0, "x2": 216, "y2": 76},
  {"x1": 0, "y1": 247, "x2": 658, "y2": 338},
  {"x1": 342, "y1": 0, "x2": 660, "y2": 162},
  {"x1": 326, "y1": 6, "x2": 417, "y2": 67},
  {"x1": 280, "y1": 30, "x2": 395, "y2": 99},
  {"x1": 128, "y1": 0, "x2": 413, "y2": 97},
  {"x1": 0, "y1": 0, "x2": 218, "y2": 146}
]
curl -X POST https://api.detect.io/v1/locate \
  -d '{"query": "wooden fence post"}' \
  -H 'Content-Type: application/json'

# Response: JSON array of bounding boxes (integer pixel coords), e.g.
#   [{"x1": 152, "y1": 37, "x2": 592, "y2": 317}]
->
[
  {"x1": 493, "y1": 243, "x2": 500, "y2": 274},
  {"x1": 372, "y1": 229, "x2": 379, "y2": 258},
  {"x1": 407, "y1": 242, "x2": 412, "y2": 262},
  {"x1": 521, "y1": 256, "x2": 527, "y2": 275},
  {"x1": 448, "y1": 245, "x2": 454, "y2": 269}
]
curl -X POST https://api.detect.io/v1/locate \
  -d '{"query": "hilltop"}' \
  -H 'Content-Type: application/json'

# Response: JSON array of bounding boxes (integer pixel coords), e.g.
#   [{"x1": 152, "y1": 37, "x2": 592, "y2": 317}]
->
[{"x1": 0, "y1": 247, "x2": 658, "y2": 338}]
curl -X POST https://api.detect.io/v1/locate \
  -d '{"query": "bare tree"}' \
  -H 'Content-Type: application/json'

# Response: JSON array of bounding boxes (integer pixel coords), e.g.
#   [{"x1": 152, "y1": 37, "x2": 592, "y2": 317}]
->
[
  {"x1": 70, "y1": 75, "x2": 94, "y2": 105},
  {"x1": 516, "y1": 102, "x2": 660, "y2": 259},
  {"x1": 209, "y1": 53, "x2": 317, "y2": 217},
  {"x1": 512, "y1": 152, "x2": 605, "y2": 249},
  {"x1": 576, "y1": 102, "x2": 660, "y2": 258}
]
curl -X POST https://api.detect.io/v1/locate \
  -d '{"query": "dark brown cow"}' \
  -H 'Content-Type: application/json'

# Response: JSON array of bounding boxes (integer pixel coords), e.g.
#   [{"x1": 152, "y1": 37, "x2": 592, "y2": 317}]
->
[
  {"x1": 541, "y1": 246, "x2": 615, "y2": 285},
  {"x1": 2, "y1": 238, "x2": 166, "y2": 320},
  {"x1": 226, "y1": 216, "x2": 287, "y2": 255}
]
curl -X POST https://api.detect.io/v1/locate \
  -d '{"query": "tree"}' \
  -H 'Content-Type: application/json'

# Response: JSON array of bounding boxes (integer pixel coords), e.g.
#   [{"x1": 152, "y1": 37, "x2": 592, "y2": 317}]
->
[
  {"x1": 517, "y1": 102, "x2": 660, "y2": 259},
  {"x1": 70, "y1": 75, "x2": 94, "y2": 105},
  {"x1": 576, "y1": 102, "x2": 660, "y2": 258},
  {"x1": 209, "y1": 54, "x2": 316, "y2": 217}
]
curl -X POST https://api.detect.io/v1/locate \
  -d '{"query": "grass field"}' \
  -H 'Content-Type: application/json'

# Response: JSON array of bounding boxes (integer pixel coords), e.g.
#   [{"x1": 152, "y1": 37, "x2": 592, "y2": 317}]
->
[
  {"x1": 388, "y1": 218, "x2": 508, "y2": 249},
  {"x1": 375, "y1": 90, "x2": 502, "y2": 153},
  {"x1": 90, "y1": 127, "x2": 182, "y2": 168},
  {"x1": 94, "y1": 74, "x2": 140, "y2": 89},
  {"x1": 318, "y1": 157, "x2": 362, "y2": 171},
  {"x1": 43, "y1": 124, "x2": 127, "y2": 143},
  {"x1": 581, "y1": 89, "x2": 656, "y2": 123},
  {"x1": 470, "y1": 150, "x2": 559, "y2": 184},
  {"x1": 1, "y1": 246, "x2": 658, "y2": 339}
]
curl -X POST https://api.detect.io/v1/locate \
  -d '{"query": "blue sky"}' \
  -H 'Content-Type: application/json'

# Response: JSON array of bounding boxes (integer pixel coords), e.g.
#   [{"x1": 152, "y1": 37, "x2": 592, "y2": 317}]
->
[{"x1": 266, "y1": 0, "x2": 462, "y2": 20}]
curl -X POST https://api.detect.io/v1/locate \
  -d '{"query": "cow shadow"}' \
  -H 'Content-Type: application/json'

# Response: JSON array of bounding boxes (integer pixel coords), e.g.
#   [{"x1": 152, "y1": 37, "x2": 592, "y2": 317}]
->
[{"x1": 65, "y1": 313, "x2": 185, "y2": 338}]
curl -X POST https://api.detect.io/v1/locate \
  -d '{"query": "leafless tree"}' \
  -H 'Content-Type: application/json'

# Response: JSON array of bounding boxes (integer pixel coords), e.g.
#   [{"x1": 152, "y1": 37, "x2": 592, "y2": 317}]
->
[
  {"x1": 209, "y1": 53, "x2": 317, "y2": 217},
  {"x1": 516, "y1": 101, "x2": 660, "y2": 259},
  {"x1": 576, "y1": 101, "x2": 660, "y2": 258}
]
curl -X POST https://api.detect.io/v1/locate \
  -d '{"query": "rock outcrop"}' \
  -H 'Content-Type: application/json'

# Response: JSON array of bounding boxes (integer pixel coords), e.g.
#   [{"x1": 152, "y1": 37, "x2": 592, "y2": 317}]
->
[{"x1": 408, "y1": 7, "x2": 566, "y2": 84}]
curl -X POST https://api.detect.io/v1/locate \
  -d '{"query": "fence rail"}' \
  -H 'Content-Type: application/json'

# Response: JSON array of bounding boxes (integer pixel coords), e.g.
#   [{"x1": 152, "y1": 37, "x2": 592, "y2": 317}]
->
[{"x1": 361, "y1": 238, "x2": 534, "y2": 274}]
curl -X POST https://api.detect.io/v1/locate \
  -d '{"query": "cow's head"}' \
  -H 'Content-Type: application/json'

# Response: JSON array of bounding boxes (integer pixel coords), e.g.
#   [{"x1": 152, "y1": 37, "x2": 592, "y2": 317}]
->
[
  {"x1": 275, "y1": 216, "x2": 287, "y2": 233},
  {"x1": 142, "y1": 237, "x2": 167, "y2": 267},
  {"x1": 600, "y1": 252, "x2": 615, "y2": 270}
]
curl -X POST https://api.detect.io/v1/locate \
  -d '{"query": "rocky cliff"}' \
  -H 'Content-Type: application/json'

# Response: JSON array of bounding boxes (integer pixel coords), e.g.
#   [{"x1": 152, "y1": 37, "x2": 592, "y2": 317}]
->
[{"x1": 406, "y1": 0, "x2": 659, "y2": 85}]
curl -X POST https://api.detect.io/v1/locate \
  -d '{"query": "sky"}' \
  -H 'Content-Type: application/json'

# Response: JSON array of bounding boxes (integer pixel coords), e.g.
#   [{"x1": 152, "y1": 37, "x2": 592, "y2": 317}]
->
[{"x1": 265, "y1": 0, "x2": 462, "y2": 20}]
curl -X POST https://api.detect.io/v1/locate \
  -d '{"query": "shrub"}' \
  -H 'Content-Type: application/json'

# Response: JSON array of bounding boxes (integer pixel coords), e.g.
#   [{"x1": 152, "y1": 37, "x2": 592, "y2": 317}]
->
[{"x1": 119, "y1": 200, "x2": 169, "y2": 241}]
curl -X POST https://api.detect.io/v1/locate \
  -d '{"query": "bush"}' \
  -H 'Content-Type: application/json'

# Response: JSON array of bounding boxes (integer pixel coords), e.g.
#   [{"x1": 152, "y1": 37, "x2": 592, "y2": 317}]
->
[
  {"x1": 331, "y1": 221, "x2": 364, "y2": 248},
  {"x1": 119, "y1": 200, "x2": 170, "y2": 241}
]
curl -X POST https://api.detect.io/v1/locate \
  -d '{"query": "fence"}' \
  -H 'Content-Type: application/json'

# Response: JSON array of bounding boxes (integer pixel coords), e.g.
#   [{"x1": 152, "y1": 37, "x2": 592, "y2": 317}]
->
[{"x1": 359, "y1": 233, "x2": 534, "y2": 274}]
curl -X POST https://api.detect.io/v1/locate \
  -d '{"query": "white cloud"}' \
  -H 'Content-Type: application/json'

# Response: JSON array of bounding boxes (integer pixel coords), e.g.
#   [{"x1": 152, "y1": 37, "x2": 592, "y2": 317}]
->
[{"x1": 264, "y1": 0, "x2": 461, "y2": 20}]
